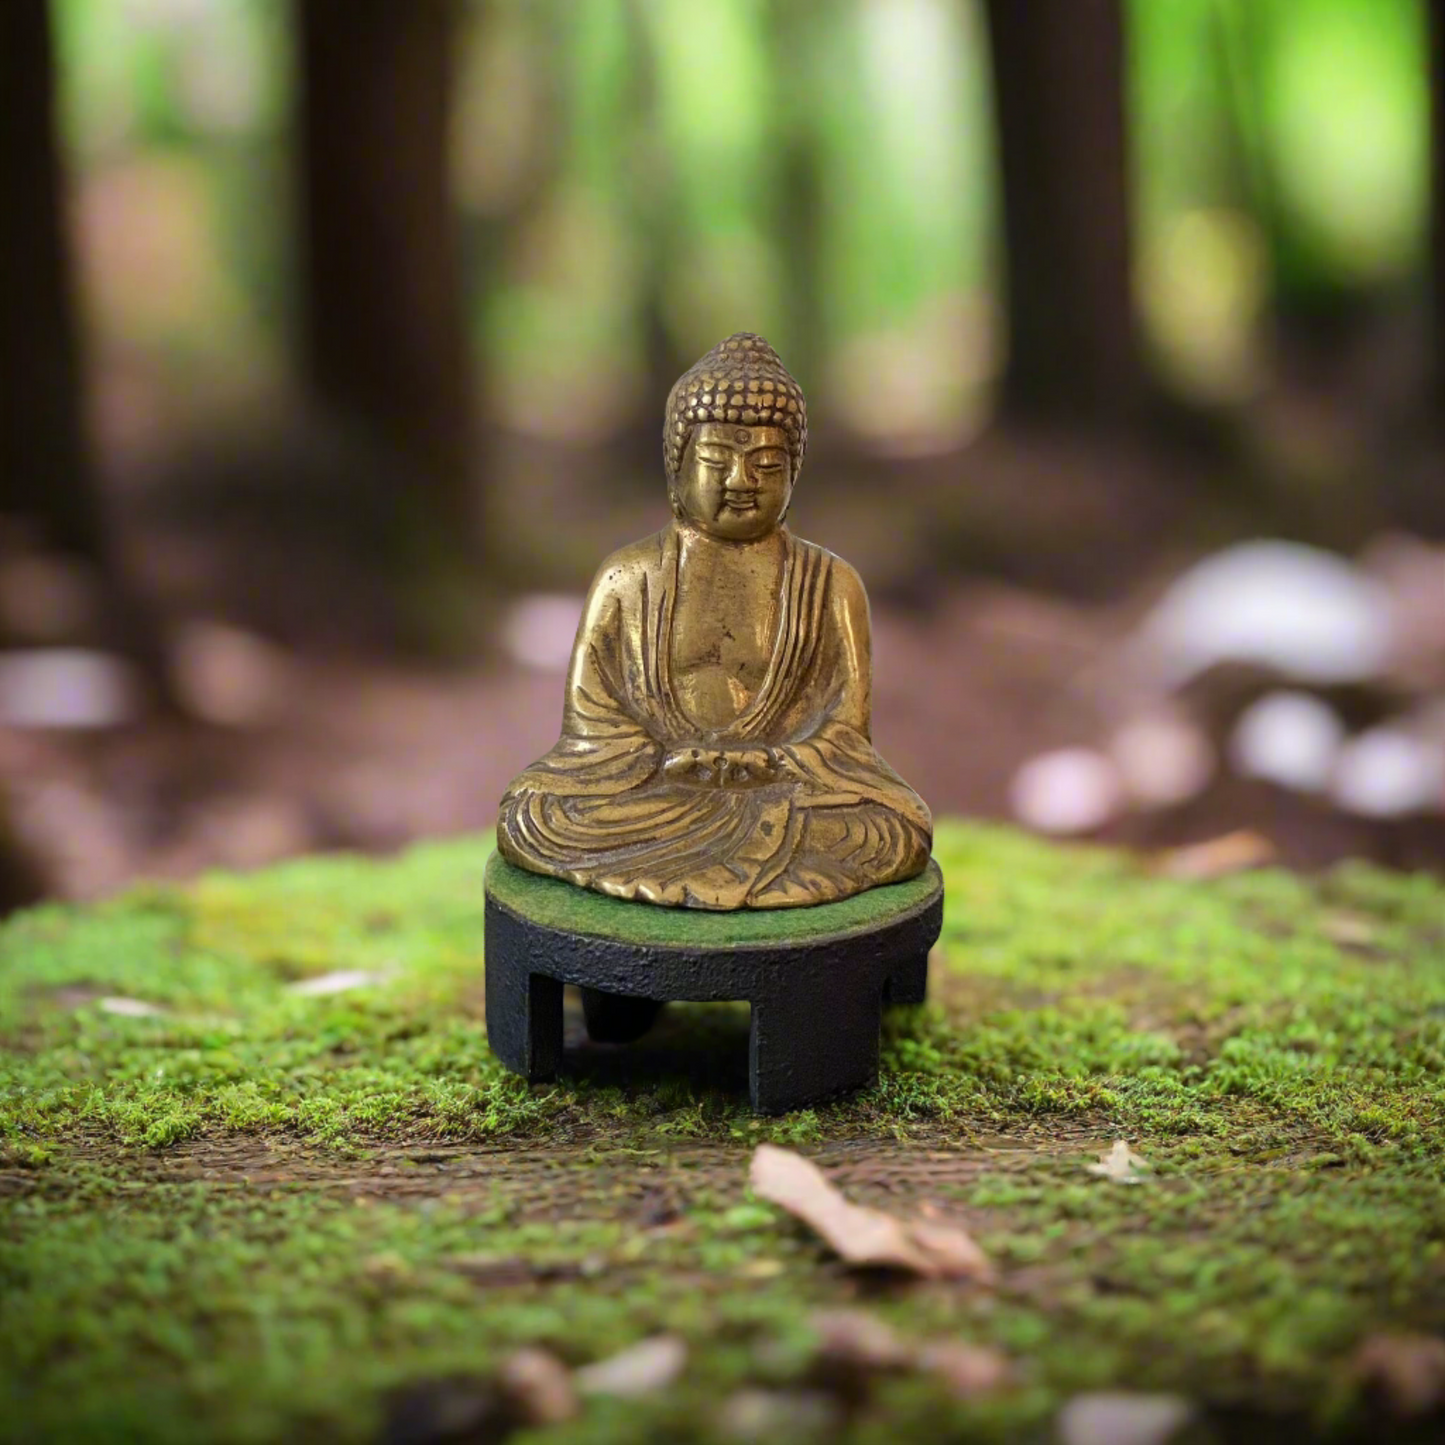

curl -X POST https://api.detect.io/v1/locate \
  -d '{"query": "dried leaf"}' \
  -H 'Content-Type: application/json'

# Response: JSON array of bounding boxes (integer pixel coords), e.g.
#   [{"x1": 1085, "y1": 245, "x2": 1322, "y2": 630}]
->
[
  {"x1": 1056, "y1": 1392, "x2": 1195, "y2": 1445},
  {"x1": 750, "y1": 1144, "x2": 993, "y2": 1282},
  {"x1": 910, "y1": 1219, "x2": 996, "y2": 1279},
  {"x1": 808, "y1": 1310, "x2": 911, "y2": 1372},
  {"x1": 918, "y1": 1341, "x2": 1013, "y2": 1399},
  {"x1": 750, "y1": 1146, "x2": 931, "y2": 1274},
  {"x1": 805, "y1": 1310, "x2": 1011, "y2": 1406},
  {"x1": 1086, "y1": 1140, "x2": 1150, "y2": 1184},
  {"x1": 737, "y1": 1258, "x2": 785, "y2": 1280},
  {"x1": 1354, "y1": 1333, "x2": 1445, "y2": 1417},
  {"x1": 1156, "y1": 829, "x2": 1276, "y2": 880},
  {"x1": 497, "y1": 1347, "x2": 579, "y2": 1426},
  {"x1": 575, "y1": 1335, "x2": 686, "y2": 1398},
  {"x1": 98, "y1": 996, "x2": 165, "y2": 1018},
  {"x1": 288, "y1": 969, "x2": 387, "y2": 997},
  {"x1": 362, "y1": 1251, "x2": 412, "y2": 1284},
  {"x1": 1321, "y1": 911, "x2": 1379, "y2": 949}
]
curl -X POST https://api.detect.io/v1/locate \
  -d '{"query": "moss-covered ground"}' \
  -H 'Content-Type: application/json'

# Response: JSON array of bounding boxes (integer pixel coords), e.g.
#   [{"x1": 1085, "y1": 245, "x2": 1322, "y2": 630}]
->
[{"x1": 2, "y1": 822, "x2": 1443, "y2": 1443}]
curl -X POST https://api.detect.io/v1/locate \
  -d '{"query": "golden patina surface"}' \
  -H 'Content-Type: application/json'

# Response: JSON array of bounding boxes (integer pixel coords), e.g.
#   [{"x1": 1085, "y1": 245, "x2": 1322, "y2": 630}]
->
[{"x1": 497, "y1": 333, "x2": 931, "y2": 909}]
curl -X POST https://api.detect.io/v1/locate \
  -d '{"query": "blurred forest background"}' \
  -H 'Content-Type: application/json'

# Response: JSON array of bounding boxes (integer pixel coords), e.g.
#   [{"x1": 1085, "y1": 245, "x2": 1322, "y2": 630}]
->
[{"x1": 1, "y1": 0, "x2": 1442, "y2": 907}]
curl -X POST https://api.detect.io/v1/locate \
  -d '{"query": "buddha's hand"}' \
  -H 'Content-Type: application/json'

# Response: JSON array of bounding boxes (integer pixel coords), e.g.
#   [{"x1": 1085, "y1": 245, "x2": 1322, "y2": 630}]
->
[{"x1": 660, "y1": 745, "x2": 794, "y2": 788}]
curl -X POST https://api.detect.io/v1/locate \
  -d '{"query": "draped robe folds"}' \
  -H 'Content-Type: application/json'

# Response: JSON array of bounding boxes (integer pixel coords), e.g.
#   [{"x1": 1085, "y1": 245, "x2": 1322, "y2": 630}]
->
[{"x1": 498, "y1": 526, "x2": 932, "y2": 909}]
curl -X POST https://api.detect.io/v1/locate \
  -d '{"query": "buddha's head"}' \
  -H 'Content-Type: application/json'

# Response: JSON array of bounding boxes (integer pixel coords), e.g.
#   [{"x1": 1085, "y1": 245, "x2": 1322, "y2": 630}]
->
[{"x1": 664, "y1": 333, "x2": 807, "y2": 543}]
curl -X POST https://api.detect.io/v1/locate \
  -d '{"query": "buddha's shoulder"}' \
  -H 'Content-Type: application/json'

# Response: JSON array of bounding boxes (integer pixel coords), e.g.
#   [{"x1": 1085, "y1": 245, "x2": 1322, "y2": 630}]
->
[
  {"x1": 789, "y1": 535, "x2": 868, "y2": 608},
  {"x1": 585, "y1": 530, "x2": 671, "y2": 599}
]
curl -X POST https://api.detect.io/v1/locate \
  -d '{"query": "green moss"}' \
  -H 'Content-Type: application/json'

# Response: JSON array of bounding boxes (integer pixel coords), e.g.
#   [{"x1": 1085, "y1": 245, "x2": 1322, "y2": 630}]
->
[
  {"x1": 485, "y1": 852, "x2": 942, "y2": 943},
  {"x1": 2, "y1": 822, "x2": 1444, "y2": 1442}
]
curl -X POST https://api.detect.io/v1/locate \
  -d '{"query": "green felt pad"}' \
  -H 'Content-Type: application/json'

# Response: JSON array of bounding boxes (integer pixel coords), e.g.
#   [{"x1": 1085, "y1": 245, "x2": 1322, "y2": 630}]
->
[{"x1": 484, "y1": 850, "x2": 943, "y2": 945}]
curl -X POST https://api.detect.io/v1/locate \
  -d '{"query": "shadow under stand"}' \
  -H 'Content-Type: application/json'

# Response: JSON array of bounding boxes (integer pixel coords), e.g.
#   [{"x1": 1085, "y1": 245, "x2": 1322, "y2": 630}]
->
[{"x1": 483, "y1": 853, "x2": 943, "y2": 1114}]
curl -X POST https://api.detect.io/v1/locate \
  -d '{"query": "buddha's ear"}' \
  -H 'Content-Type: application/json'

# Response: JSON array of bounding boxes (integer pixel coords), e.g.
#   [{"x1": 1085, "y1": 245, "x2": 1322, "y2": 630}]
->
[
  {"x1": 778, "y1": 479, "x2": 794, "y2": 525},
  {"x1": 667, "y1": 484, "x2": 685, "y2": 520},
  {"x1": 778, "y1": 457, "x2": 798, "y2": 522}
]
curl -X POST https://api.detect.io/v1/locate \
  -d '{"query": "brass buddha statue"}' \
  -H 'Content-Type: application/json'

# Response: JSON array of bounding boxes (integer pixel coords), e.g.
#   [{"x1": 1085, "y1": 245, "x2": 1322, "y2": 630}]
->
[{"x1": 497, "y1": 333, "x2": 931, "y2": 910}]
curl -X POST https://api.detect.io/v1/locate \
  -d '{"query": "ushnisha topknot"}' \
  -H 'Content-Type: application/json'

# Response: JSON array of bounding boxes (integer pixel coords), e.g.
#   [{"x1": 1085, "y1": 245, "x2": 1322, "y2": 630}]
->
[{"x1": 664, "y1": 332, "x2": 807, "y2": 486}]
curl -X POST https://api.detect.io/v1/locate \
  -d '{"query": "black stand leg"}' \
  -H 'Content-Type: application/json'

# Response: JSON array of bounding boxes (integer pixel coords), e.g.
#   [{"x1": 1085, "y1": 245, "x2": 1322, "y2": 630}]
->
[
  {"x1": 580, "y1": 987, "x2": 665, "y2": 1044},
  {"x1": 486, "y1": 951, "x2": 564, "y2": 1082},
  {"x1": 884, "y1": 948, "x2": 930, "y2": 1006},
  {"x1": 749, "y1": 983, "x2": 882, "y2": 1114}
]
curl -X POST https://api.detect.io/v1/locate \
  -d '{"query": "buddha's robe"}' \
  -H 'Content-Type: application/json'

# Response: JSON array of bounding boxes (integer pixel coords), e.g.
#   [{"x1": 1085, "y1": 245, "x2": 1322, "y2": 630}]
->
[{"x1": 498, "y1": 526, "x2": 931, "y2": 909}]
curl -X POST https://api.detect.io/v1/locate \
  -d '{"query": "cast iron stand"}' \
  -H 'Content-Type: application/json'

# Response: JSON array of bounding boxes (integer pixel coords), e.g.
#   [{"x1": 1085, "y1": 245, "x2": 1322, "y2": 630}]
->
[{"x1": 484, "y1": 856, "x2": 943, "y2": 1114}]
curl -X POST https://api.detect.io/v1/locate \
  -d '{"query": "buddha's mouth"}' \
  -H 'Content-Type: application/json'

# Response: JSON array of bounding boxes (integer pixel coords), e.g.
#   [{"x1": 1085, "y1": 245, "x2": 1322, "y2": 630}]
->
[{"x1": 720, "y1": 495, "x2": 759, "y2": 514}]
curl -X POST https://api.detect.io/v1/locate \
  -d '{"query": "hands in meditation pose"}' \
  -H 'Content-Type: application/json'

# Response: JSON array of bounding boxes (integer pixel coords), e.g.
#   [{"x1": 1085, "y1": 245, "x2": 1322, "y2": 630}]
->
[{"x1": 497, "y1": 333, "x2": 932, "y2": 909}]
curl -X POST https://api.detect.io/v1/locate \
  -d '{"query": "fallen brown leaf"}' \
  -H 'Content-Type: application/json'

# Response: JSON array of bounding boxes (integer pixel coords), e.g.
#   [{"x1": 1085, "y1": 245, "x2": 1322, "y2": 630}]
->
[
  {"x1": 1354, "y1": 1332, "x2": 1445, "y2": 1417},
  {"x1": 1155, "y1": 829, "x2": 1276, "y2": 880},
  {"x1": 496, "y1": 1348, "x2": 578, "y2": 1426},
  {"x1": 287, "y1": 969, "x2": 390, "y2": 997},
  {"x1": 98, "y1": 996, "x2": 167, "y2": 1018},
  {"x1": 737, "y1": 1257, "x2": 785, "y2": 1280},
  {"x1": 1056, "y1": 1391, "x2": 1195, "y2": 1445},
  {"x1": 917, "y1": 1341, "x2": 1013, "y2": 1398},
  {"x1": 805, "y1": 1310, "x2": 1011, "y2": 1408},
  {"x1": 1086, "y1": 1140, "x2": 1150, "y2": 1184},
  {"x1": 809, "y1": 1310, "x2": 911, "y2": 1372},
  {"x1": 362, "y1": 1251, "x2": 412, "y2": 1284},
  {"x1": 910, "y1": 1218, "x2": 997, "y2": 1276},
  {"x1": 575, "y1": 1335, "x2": 687, "y2": 1398},
  {"x1": 802, "y1": 1310, "x2": 909, "y2": 1411},
  {"x1": 750, "y1": 1144, "x2": 993, "y2": 1283},
  {"x1": 1321, "y1": 911, "x2": 1380, "y2": 949}
]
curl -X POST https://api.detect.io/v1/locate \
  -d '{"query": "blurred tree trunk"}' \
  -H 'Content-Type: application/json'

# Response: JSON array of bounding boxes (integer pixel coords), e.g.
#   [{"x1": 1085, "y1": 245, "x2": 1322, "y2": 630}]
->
[
  {"x1": 0, "y1": 0, "x2": 103, "y2": 562},
  {"x1": 773, "y1": 0, "x2": 827, "y2": 398},
  {"x1": 983, "y1": 0, "x2": 1144, "y2": 428},
  {"x1": 626, "y1": 0, "x2": 692, "y2": 412},
  {"x1": 1431, "y1": 0, "x2": 1445, "y2": 416},
  {"x1": 294, "y1": 0, "x2": 478, "y2": 560},
  {"x1": 776, "y1": 141, "x2": 823, "y2": 396}
]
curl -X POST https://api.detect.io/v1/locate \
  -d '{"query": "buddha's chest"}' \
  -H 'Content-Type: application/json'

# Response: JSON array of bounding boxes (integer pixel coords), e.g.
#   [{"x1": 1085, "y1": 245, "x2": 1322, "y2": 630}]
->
[{"x1": 670, "y1": 557, "x2": 782, "y2": 730}]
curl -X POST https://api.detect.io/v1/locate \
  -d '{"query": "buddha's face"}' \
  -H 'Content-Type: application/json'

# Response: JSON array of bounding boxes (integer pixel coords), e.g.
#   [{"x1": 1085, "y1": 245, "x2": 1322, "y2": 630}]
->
[{"x1": 673, "y1": 424, "x2": 793, "y2": 542}]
